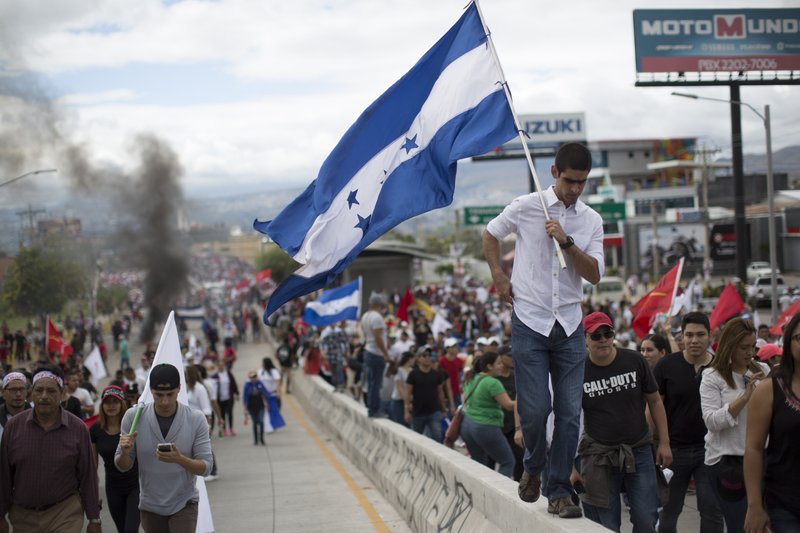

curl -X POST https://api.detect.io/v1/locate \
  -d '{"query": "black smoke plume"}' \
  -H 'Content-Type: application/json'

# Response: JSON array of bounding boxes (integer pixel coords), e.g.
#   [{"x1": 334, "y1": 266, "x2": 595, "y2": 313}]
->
[{"x1": 0, "y1": 77, "x2": 189, "y2": 343}]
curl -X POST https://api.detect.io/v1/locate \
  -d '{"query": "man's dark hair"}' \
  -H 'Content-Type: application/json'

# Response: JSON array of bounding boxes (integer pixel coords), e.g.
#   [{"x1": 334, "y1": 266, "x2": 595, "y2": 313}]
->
[
  {"x1": 778, "y1": 313, "x2": 800, "y2": 384},
  {"x1": 758, "y1": 324, "x2": 769, "y2": 332},
  {"x1": 33, "y1": 364, "x2": 65, "y2": 381},
  {"x1": 681, "y1": 311, "x2": 710, "y2": 333},
  {"x1": 554, "y1": 142, "x2": 592, "y2": 173}
]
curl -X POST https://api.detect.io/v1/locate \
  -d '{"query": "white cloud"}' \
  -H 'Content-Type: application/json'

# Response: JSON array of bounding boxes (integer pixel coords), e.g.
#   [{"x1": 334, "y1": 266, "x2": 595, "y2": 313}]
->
[
  {"x1": 58, "y1": 89, "x2": 139, "y2": 105},
  {"x1": 0, "y1": 0, "x2": 798, "y2": 196}
]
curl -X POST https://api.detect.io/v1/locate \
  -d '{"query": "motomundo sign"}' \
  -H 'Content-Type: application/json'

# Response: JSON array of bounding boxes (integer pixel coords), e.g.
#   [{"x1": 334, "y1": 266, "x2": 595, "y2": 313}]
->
[{"x1": 633, "y1": 9, "x2": 800, "y2": 73}]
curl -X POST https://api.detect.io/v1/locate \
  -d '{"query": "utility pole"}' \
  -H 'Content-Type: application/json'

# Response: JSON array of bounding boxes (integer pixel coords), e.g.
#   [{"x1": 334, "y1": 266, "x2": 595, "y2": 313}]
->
[
  {"x1": 15, "y1": 205, "x2": 45, "y2": 248},
  {"x1": 696, "y1": 145, "x2": 720, "y2": 284},
  {"x1": 651, "y1": 200, "x2": 659, "y2": 283}
]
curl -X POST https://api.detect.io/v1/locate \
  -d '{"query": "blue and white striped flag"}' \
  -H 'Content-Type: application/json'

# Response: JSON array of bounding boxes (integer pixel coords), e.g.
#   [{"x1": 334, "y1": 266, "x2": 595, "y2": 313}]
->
[
  {"x1": 303, "y1": 278, "x2": 362, "y2": 326},
  {"x1": 255, "y1": 2, "x2": 517, "y2": 319}
]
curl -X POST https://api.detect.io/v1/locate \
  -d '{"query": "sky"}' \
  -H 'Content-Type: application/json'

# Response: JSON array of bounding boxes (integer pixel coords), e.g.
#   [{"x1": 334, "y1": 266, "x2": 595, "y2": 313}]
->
[{"x1": 1, "y1": 0, "x2": 799, "y2": 199}]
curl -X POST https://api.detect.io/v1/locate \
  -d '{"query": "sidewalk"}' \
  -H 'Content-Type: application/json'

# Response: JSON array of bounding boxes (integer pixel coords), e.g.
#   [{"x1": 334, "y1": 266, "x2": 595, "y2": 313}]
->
[{"x1": 97, "y1": 323, "x2": 410, "y2": 532}]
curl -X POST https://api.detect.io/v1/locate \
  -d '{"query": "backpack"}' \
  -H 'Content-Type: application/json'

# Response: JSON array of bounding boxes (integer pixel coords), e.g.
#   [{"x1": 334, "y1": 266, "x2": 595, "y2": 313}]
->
[{"x1": 276, "y1": 344, "x2": 292, "y2": 367}]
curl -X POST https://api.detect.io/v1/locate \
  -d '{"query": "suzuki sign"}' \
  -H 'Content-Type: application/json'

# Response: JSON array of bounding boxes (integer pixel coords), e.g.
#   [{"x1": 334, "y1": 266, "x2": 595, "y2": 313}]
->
[{"x1": 518, "y1": 113, "x2": 586, "y2": 145}]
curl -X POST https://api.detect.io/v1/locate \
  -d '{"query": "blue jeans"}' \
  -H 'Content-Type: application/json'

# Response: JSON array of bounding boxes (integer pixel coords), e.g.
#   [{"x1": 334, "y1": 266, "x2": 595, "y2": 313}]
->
[
  {"x1": 363, "y1": 351, "x2": 386, "y2": 416},
  {"x1": 390, "y1": 399, "x2": 407, "y2": 426},
  {"x1": 582, "y1": 445, "x2": 660, "y2": 533},
  {"x1": 767, "y1": 501, "x2": 800, "y2": 532},
  {"x1": 658, "y1": 444, "x2": 723, "y2": 533},
  {"x1": 412, "y1": 411, "x2": 443, "y2": 442},
  {"x1": 330, "y1": 360, "x2": 345, "y2": 387},
  {"x1": 248, "y1": 406, "x2": 264, "y2": 443},
  {"x1": 708, "y1": 460, "x2": 746, "y2": 533},
  {"x1": 512, "y1": 313, "x2": 585, "y2": 500},
  {"x1": 461, "y1": 416, "x2": 515, "y2": 478}
]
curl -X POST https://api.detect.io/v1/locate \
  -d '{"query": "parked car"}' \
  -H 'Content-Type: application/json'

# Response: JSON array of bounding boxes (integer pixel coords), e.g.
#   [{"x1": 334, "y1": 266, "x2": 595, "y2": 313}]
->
[
  {"x1": 584, "y1": 276, "x2": 627, "y2": 304},
  {"x1": 746, "y1": 275, "x2": 787, "y2": 307},
  {"x1": 747, "y1": 261, "x2": 780, "y2": 280}
]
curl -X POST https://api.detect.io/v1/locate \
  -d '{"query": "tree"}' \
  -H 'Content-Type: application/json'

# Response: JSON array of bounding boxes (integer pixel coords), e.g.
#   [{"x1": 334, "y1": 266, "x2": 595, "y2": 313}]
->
[
  {"x1": 255, "y1": 246, "x2": 300, "y2": 284},
  {"x1": 384, "y1": 230, "x2": 416, "y2": 243},
  {"x1": 1, "y1": 247, "x2": 87, "y2": 318}
]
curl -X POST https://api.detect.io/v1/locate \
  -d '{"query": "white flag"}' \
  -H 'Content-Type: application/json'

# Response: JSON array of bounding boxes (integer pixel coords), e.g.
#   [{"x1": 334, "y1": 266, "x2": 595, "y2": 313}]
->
[
  {"x1": 670, "y1": 278, "x2": 696, "y2": 317},
  {"x1": 139, "y1": 312, "x2": 214, "y2": 533},
  {"x1": 84, "y1": 345, "x2": 107, "y2": 386},
  {"x1": 431, "y1": 313, "x2": 453, "y2": 340}
]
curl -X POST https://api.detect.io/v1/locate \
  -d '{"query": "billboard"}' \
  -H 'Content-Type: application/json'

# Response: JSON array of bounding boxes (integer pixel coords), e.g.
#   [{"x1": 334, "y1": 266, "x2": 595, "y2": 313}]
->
[
  {"x1": 633, "y1": 9, "x2": 800, "y2": 73},
  {"x1": 638, "y1": 224, "x2": 705, "y2": 271}
]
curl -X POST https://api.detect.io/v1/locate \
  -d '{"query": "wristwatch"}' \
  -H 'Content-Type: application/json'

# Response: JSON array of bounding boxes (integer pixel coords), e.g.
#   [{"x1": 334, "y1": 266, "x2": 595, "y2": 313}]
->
[
  {"x1": 559, "y1": 235, "x2": 575, "y2": 250},
  {"x1": 89, "y1": 518, "x2": 102, "y2": 524}
]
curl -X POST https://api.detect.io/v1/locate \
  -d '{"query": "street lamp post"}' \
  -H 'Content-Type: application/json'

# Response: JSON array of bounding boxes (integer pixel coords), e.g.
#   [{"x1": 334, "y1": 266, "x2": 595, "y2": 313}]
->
[
  {"x1": 0, "y1": 169, "x2": 57, "y2": 189},
  {"x1": 672, "y1": 92, "x2": 778, "y2": 324}
]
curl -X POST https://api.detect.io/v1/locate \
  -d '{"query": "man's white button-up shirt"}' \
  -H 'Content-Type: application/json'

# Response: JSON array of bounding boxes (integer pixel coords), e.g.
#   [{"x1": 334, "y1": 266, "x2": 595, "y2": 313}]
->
[{"x1": 486, "y1": 186, "x2": 605, "y2": 337}]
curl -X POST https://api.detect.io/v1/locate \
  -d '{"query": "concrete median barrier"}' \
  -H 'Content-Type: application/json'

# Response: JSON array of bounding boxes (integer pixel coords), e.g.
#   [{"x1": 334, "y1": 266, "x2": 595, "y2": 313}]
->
[{"x1": 293, "y1": 372, "x2": 607, "y2": 533}]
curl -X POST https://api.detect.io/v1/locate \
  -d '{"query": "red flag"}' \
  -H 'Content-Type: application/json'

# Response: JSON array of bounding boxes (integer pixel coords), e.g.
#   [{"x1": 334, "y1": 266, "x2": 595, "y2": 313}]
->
[
  {"x1": 396, "y1": 288, "x2": 414, "y2": 322},
  {"x1": 709, "y1": 282, "x2": 746, "y2": 331},
  {"x1": 47, "y1": 318, "x2": 73, "y2": 363},
  {"x1": 769, "y1": 299, "x2": 800, "y2": 337},
  {"x1": 82, "y1": 414, "x2": 99, "y2": 429},
  {"x1": 255, "y1": 268, "x2": 272, "y2": 284},
  {"x1": 631, "y1": 260, "x2": 683, "y2": 339}
]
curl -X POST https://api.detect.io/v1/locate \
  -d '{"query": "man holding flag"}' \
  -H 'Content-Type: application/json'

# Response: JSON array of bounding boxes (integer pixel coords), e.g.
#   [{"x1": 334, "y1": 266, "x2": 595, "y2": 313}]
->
[
  {"x1": 115, "y1": 364, "x2": 212, "y2": 532},
  {"x1": 483, "y1": 142, "x2": 604, "y2": 519}
]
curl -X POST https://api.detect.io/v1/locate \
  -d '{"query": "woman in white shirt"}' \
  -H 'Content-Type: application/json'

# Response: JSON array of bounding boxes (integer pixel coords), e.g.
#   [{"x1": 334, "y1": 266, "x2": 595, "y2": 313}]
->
[
  {"x1": 186, "y1": 365, "x2": 213, "y2": 419},
  {"x1": 258, "y1": 357, "x2": 282, "y2": 403},
  {"x1": 700, "y1": 318, "x2": 768, "y2": 533},
  {"x1": 390, "y1": 351, "x2": 416, "y2": 426}
]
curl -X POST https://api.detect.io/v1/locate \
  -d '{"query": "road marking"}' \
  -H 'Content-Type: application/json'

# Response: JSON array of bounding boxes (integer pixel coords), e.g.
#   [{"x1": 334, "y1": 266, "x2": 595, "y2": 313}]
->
[{"x1": 285, "y1": 395, "x2": 390, "y2": 533}]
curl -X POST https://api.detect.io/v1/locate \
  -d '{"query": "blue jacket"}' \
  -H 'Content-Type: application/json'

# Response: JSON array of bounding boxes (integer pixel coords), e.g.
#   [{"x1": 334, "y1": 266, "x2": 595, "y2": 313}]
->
[{"x1": 242, "y1": 380, "x2": 270, "y2": 410}]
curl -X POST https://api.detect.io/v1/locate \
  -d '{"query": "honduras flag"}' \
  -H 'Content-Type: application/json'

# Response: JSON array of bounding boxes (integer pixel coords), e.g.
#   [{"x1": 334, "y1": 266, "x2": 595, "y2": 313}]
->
[
  {"x1": 303, "y1": 278, "x2": 361, "y2": 326},
  {"x1": 254, "y1": 2, "x2": 517, "y2": 320}
]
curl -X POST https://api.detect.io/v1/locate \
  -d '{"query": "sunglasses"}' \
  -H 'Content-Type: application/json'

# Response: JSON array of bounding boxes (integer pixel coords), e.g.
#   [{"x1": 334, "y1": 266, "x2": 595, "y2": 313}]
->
[{"x1": 589, "y1": 329, "x2": 615, "y2": 341}]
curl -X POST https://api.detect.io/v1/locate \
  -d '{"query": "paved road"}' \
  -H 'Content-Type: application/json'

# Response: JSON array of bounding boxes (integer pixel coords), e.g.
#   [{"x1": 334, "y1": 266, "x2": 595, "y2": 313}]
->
[{"x1": 96, "y1": 322, "x2": 410, "y2": 533}]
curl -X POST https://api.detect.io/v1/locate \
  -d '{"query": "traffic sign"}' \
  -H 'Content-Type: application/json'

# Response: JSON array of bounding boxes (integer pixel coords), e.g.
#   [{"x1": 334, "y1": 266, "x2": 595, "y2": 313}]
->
[
  {"x1": 589, "y1": 202, "x2": 626, "y2": 222},
  {"x1": 464, "y1": 206, "x2": 505, "y2": 226}
]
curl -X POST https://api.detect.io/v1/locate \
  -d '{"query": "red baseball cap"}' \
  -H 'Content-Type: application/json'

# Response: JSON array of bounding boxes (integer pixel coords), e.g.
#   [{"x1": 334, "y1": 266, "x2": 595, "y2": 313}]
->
[
  {"x1": 756, "y1": 344, "x2": 782, "y2": 362},
  {"x1": 101, "y1": 385, "x2": 125, "y2": 403},
  {"x1": 583, "y1": 312, "x2": 613, "y2": 334}
]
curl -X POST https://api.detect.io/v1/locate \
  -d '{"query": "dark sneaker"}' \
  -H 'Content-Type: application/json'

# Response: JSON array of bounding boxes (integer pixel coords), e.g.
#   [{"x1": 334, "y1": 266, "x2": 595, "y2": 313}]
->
[
  {"x1": 518, "y1": 471, "x2": 541, "y2": 503},
  {"x1": 547, "y1": 496, "x2": 582, "y2": 518}
]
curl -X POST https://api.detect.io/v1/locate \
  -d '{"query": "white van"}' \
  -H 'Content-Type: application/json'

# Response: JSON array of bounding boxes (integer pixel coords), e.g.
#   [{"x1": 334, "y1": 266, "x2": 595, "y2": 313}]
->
[{"x1": 586, "y1": 276, "x2": 627, "y2": 304}]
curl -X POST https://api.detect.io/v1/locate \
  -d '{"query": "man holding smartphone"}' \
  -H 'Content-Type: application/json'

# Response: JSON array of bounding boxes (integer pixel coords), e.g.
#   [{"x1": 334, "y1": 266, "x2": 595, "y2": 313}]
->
[{"x1": 115, "y1": 364, "x2": 212, "y2": 532}]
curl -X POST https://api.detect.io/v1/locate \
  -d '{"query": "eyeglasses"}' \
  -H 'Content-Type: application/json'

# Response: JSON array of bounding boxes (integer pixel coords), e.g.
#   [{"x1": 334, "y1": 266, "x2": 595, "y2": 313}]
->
[{"x1": 589, "y1": 330, "x2": 615, "y2": 341}]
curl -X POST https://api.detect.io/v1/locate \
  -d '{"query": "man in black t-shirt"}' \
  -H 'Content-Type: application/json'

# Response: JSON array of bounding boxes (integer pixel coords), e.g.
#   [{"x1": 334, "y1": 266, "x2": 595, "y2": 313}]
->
[
  {"x1": 652, "y1": 312, "x2": 723, "y2": 533},
  {"x1": 573, "y1": 312, "x2": 671, "y2": 532},
  {"x1": 404, "y1": 347, "x2": 447, "y2": 442}
]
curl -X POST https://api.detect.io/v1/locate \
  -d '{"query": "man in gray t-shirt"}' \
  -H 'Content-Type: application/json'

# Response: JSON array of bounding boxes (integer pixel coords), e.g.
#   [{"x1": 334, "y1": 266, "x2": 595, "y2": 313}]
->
[
  {"x1": 116, "y1": 364, "x2": 212, "y2": 531},
  {"x1": 360, "y1": 293, "x2": 391, "y2": 417}
]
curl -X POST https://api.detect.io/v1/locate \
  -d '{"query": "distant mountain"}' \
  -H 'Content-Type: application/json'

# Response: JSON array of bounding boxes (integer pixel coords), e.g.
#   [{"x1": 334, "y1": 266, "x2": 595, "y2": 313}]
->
[
  {"x1": 2, "y1": 145, "x2": 795, "y2": 255},
  {"x1": 725, "y1": 144, "x2": 800, "y2": 183},
  {"x1": 183, "y1": 145, "x2": 800, "y2": 235}
]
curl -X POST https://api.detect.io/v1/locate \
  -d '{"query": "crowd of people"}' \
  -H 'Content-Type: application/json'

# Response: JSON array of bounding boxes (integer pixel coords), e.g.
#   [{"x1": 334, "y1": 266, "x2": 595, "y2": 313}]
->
[
  {"x1": 265, "y1": 142, "x2": 799, "y2": 533},
  {"x1": 0, "y1": 297, "x2": 284, "y2": 532}
]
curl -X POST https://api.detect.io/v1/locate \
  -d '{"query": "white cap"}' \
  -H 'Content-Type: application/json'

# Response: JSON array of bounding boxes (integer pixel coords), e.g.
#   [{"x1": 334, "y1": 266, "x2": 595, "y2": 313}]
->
[
  {"x1": 487, "y1": 336, "x2": 500, "y2": 345},
  {"x1": 444, "y1": 338, "x2": 458, "y2": 348},
  {"x1": 476, "y1": 337, "x2": 488, "y2": 345}
]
